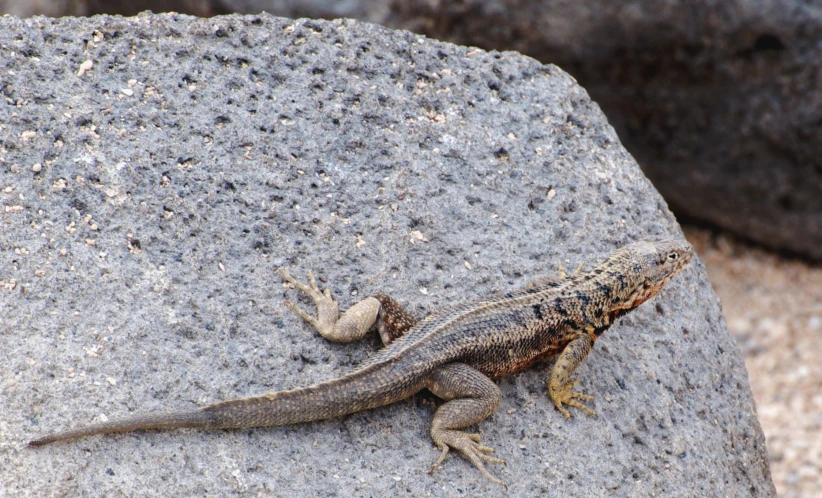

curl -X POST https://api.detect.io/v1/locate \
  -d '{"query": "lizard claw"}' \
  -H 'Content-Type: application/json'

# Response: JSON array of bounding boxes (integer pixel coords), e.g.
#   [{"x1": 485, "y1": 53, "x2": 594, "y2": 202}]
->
[
  {"x1": 549, "y1": 378, "x2": 596, "y2": 419},
  {"x1": 277, "y1": 269, "x2": 322, "y2": 298},
  {"x1": 557, "y1": 261, "x2": 585, "y2": 278},
  {"x1": 277, "y1": 268, "x2": 340, "y2": 338},
  {"x1": 430, "y1": 430, "x2": 507, "y2": 488}
]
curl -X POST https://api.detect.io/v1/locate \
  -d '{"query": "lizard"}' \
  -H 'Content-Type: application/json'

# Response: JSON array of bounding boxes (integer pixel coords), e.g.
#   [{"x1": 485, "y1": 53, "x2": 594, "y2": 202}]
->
[{"x1": 28, "y1": 239, "x2": 693, "y2": 487}]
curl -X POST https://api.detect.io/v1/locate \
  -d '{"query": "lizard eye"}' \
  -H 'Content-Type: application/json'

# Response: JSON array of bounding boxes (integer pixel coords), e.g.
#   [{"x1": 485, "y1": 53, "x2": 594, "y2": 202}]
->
[{"x1": 668, "y1": 252, "x2": 678, "y2": 261}]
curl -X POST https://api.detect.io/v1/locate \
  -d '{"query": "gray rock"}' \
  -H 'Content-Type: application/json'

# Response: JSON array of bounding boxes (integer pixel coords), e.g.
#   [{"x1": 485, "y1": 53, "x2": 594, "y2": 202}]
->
[
  {"x1": 214, "y1": 0, "x2": 822, "y2": 259},
  {"x1": 6, "y1": 0, "x2": 821, "y2": 258},
  {"x1": 2, "y1": 13, "x2": 773, "y2": 497}
]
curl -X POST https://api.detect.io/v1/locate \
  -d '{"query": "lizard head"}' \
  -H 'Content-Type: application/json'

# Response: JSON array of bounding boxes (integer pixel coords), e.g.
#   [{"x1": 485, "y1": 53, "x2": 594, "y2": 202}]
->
[{"x1": 613, "y1": 239, "x2": 694, "y2": 310}]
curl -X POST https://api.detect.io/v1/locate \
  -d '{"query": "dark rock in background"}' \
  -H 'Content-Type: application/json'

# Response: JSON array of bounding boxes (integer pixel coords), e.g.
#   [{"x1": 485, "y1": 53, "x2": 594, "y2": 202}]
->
[
  {"x1": 2, "y1": 12, "x2": 773, "y2": 497},
  {"x1": 0, "y1": 0, "x2": 224, "y2": 17}
]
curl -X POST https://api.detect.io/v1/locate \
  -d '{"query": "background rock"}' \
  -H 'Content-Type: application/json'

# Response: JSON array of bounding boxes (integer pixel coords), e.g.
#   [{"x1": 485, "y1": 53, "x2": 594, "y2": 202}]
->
[
  {"x1": 1, "y1": 13, "x2": 773, "y2": 496},
  {"x1": 0, "y1": 0, "x2": 225, "y2": 17}
]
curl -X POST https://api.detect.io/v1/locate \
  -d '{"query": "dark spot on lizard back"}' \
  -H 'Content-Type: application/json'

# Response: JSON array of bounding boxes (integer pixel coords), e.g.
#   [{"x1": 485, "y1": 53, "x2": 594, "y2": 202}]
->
[
  {"x1": 532, "y1": 303, "x2": 544, "y2": 320},
  {"x1": 593, "y1": 323, "x2": 609, "y2": 337},
  {"x1": 616, "y1": 274, "x2": 627, "y2": 290}
]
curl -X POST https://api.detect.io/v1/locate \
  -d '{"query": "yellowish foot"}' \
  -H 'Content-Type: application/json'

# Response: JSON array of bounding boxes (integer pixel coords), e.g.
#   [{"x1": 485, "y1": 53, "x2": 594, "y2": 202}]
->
[{"x1": 548, "y1": 378, "x2": 596, "y2": 419}]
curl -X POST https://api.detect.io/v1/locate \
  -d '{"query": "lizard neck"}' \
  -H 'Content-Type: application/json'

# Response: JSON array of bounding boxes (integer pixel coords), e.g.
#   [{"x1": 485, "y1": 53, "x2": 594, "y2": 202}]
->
[{"x1": 524, "y1": 258, "x2": 644, "y2": 336}]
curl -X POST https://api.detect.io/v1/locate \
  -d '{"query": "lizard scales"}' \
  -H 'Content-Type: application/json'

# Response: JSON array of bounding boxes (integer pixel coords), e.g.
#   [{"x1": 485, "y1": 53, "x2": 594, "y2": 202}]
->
[{"x1": 29, "y1": 240, "x2": 693, "y2": 486}]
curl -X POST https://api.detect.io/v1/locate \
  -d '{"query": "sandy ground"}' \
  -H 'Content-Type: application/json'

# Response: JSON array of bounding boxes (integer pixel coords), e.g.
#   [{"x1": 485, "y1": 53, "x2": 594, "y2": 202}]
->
[{"x1": 683, "y1": 227, "x2": 822, "y2": 498}]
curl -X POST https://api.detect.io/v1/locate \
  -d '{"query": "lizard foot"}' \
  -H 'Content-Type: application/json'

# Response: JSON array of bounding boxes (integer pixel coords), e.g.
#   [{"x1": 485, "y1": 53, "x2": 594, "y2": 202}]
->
[
  {"x1": 277, "y1": 268, "x2": 340, "y2": 337},
  {"x1": 557, "y1": 260, "x2": 585, "y2": 278},
  {"x1": 430, "y1": 430, "x2": 507, "y2": 488},
  {"x1": 548, "y1": 378, "x2": 596, "y2": 419}
]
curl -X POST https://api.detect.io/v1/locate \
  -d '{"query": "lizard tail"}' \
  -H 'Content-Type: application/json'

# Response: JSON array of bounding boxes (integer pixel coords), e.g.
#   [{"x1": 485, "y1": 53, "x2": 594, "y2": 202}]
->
[
  {"x1": 28, "y1": 410, "x2": 212, "y2": 447},
  {"x1": 29, "y1": 363, "x2": 426, "y2": 447}
]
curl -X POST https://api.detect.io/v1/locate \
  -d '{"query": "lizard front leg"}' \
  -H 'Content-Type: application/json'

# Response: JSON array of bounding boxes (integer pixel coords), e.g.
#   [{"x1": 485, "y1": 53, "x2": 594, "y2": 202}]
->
[
  {"x1": 533, "y1": 263, "x2": 597, "y2": 420},
  {"x1": 427, "y1": 363, "x2": 506, "y2": 487},
  {"x1": 547, "y1": 331, "x2": 597, "y2": 419},
  {"x1": 277, "y1": 269, "x2": 416, "y2": 345}
]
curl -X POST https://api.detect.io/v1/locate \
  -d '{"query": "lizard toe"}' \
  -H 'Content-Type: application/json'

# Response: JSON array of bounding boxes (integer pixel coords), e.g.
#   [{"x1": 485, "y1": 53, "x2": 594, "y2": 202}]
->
[
  {"x1": 279, "y1": 270, "x2": 341, "y2": 338},
  {"x1": 549, "y1": 378, "x2": 597, "y2": 418},
  {"x1": 430, "y1": 430, "x2": 507, "y2": 487}
]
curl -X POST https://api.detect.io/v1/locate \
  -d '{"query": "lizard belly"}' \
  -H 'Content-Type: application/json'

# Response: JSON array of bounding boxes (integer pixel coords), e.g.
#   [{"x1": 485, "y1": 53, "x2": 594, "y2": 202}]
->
[{"x1": 467, "y1": 326, "x2": 573, "y2": 379}]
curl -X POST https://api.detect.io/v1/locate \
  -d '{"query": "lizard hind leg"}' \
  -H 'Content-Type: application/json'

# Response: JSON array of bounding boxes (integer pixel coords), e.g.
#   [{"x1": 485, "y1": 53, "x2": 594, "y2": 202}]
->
[
  {"x1": 426, "y1": 363, "x2": 506, "y2": 487},
  {"x1": 277, "y1": 268, "x2": 380, "y2": 343},
  {"x1": 277, "y1": 270, "x2": 418, "y2": 346},
  {"x1": 369, "y1": 294, "x2": 417, "y2": 345}
]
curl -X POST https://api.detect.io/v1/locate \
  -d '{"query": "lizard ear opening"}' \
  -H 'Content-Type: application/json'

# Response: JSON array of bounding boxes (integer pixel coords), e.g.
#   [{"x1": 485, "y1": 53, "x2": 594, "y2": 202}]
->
[{"x1": 668, "y1": 252, "x2": 678, "y2": 261}]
